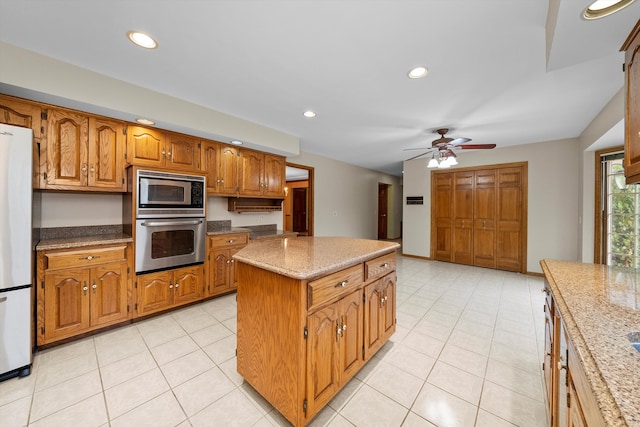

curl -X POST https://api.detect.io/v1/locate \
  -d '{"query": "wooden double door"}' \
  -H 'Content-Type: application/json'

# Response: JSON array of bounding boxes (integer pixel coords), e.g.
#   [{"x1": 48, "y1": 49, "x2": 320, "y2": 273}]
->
[{"x1": 431, "y1": 163, "x2": 527, "y2": 272}]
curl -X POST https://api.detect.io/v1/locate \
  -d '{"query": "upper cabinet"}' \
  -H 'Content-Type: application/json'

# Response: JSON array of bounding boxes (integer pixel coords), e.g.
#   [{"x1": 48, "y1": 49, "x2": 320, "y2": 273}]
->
[
  {"x1": 44, "y1": 109, "x2": 126, "y2": 191},
  {"x1": 0, "y1": 95, "x2": 44, "y2": 138},
  {"x1": 239, "y1": 150, "x2": 285, "y2": 198},
  {"x1": 202, "y1": 141, "x2": 240, "y2": 195},
  {"x1": 126, "y1": 126, "x2": 202, "y2": 172},
  {"x1": 623, "y1": 20, "x2": 640, "y2": 184}
]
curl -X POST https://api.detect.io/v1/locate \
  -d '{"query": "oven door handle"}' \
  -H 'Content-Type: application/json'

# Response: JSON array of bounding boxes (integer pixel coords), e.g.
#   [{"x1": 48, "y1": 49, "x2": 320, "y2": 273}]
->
[{"x1": 140, "y1": 219, "x2": 204, "y2": 227}]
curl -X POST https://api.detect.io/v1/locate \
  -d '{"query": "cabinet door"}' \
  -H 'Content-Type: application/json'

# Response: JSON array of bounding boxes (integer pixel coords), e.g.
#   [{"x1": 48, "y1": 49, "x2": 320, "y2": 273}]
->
[
  {"x1": 228, "y1": 247, "x2": 241, "y2": 290},
  {"x1": 210, "y1": 249, "x2": 231, "y2": 296},
  {"x1": 239, "y1": 150, "x2": 264, "y2": 196},
  {"x1": 432, "y1": 172, "x2": 453, "y2": 261},
  {"x1": 202, "y1": 141, "x2": 220, "y2": 193},
  {"x1": 88, "y1": 117, "x2": 125, "y2": 190},
  {"x1": 219, "y1": 145, "x2": 240, "y2": 195},
  {"x1": 90, "y1": 261, "x2": 129, "y2": 327},
  {"x1": 364, "y1": 274, "x2": 396, "y2": 359},
  {"x1": 473, "y1": 169, "x2": 496, "y2": 268},
  {"x1": 623, "y1": 28, "x2": 640, "y2": 183},
  {"x1": 44, "y1": 268, "x2": 90, "y2": 340},
  {"x1": 496, "y1": 167, "x2": 524, "y2": 272},
  {"x1": 306, "y1": 303, "x2": 340, "y2": 419},
  {"x1": 337, "y1": 289, "x2": 364, "y2": 383},
  {"x1": 0, "y1": 95, "x2": 43, "y2": 137},
  {"x1": 173, "y1": 265, "x2": 204, "y2": 305},
  {"x1": 46, "y1": 109, "x2": 89, "y2": 187},
  {"x1": 567, "y1": 381, "x2": 587, "y2": 427},
  {"x1": 127, "y1": 125, "x2": 165, "y2": 167},
  {"x1": 453, "y1": 171, "x2": 474, "y2": 265},
  {"x1": 136, "y1": 271, "x2": 173, "y2": 316},
  {"x1": 263, "y1": 154, "x2": 285, "y2": 198},
  {"x1": 166, "y1": 133, "x2": 201, "y2": 172}
]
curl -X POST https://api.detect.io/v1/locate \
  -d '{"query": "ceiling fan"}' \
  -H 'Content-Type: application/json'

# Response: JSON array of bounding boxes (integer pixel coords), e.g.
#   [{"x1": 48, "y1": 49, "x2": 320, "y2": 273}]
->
[{"x1": 404, "y1": 128, "x2": 496, "y2": 167}]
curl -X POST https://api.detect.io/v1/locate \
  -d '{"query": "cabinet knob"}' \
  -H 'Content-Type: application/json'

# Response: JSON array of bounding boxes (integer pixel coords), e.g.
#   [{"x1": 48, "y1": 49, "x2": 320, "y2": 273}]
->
[
  {"x1": 228, "y1": 239, "x2": 234, "y2": 243},
  {"x1": 381, "y1": 263, "x2": 388, "y2": 268},
  {"x1": 92, "y1": 281, "x2": 97, "y2": 290},
  {"x1": 175, "y1": 283, "x2": 179, "y2": 288},
  {"x1": 83, "y1": 283, "x2": 88, "y2": 295},
  {"x1": 90, "y1": 165, "x2": 95, "y2": 176},
  {"x1": 335, "y1": 280, "x2": 348, "y2": 288},
  {"x1": 169, "y1": 284, "x2": 173, "y2": 289},
  {"x1": 162, "y1": 149, "x2": 166, "y2": 157}
]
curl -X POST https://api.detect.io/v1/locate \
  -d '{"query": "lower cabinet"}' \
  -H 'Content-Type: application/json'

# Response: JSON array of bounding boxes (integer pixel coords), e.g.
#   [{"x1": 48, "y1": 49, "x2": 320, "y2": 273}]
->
[
  {"x1": 236, "y1": 251, "x2": 397, "y2": 427},
  {"x1": 207, "y1": 232, "x2": 249, "y2": 297},
  {"x1": 135, "y1": 265, "x2": 204, "y2": 317},
  {"x1": 37, "y1": 244, "x2": 131, "y2": 346},
  {"x1": 543, "y1": 281, "x2": 605, "y2": 427}
]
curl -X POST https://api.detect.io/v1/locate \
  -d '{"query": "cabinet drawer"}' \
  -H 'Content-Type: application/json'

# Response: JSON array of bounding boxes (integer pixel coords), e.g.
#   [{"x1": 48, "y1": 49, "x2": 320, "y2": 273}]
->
[
  {"x1": 45, "y1": 245, "x2": 127, "y2": 270},
  {"x1": 308, "y1": 265, "x2": 363, "y2": 310},
  {"x1": 210, "y1": 233, "x2": 249, "y2": 248},
  {"x1": 365, "y1": 252, "x2": 396, "y2": 281}
]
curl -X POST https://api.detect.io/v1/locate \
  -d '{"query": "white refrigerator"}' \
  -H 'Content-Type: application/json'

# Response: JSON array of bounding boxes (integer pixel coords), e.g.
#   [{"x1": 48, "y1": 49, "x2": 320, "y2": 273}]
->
[{"x1": 0, "y1": 123, "x2": 35, "y2": 381}]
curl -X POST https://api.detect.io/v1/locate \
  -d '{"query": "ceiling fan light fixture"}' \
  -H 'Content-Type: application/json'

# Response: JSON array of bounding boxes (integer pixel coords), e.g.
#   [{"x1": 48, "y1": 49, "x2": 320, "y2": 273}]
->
[
  {"x1": 583, "y1": 0, "x2": 635, "y2": 19},
  {"x1": 427, "y1": 158, "x2": 439, "y2": 168},
  {"x1": 407, "y1": 66, "x2": 429, "y2": 79},
  {"x1": 127, "y1": 31, "x2": 158, "y2": 49},
  {"x1": 447, "y1": 156, "x2": 458, "y2": 166}
]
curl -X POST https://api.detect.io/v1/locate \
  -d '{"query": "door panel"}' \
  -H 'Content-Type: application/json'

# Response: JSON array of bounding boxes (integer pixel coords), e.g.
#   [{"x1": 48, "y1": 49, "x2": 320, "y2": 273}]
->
[
  {"x1": 90, "y1": 262, "x2": 128, "y2": 326},
  {"x1": 474, "y1": 170, "x2": 496, "y2": 268},
  {"x1": 44, "y1": 269, "x2": 90, "y2": 339},
  {"x1": 433, "y1": 173, "x2": 453, "y2": 261},
  {"x1": 453, "y1": 171, "x2": 474, "y2": 265},
  {"x1": 338, "y1": 290, "x2": 364, "y2": 383}
]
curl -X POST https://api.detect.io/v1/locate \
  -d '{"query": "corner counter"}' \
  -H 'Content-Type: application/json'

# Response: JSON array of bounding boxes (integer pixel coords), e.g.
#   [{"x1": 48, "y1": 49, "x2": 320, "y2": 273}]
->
[
  {"x1": 235, "y1": 237, "x2": 399, "y2": 426},
  {"x1": 540, "y1": 259, "x2": 640, "y2": 427}
]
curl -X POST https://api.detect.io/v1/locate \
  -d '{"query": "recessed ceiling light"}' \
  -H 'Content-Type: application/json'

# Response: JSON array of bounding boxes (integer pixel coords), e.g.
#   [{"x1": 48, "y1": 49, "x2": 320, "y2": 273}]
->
[
  {"x1": 127, "y1": 31, "x2": 158, "y2": 49},
  {"x1": 136, "y1": 118, "x2": 155, "y2": 126},
  {"x1": 303, "y1": 111, "x2": 317, "y2": 118},
  {"x1": 230, "y1": 140, "x2": 244, "y2": 145},
  {"x1": 583, "y1": 0, "x2": 635, "y2": 19},
  {"x1": 407, "y1": 66, "x2": 429, "y2": 79}
]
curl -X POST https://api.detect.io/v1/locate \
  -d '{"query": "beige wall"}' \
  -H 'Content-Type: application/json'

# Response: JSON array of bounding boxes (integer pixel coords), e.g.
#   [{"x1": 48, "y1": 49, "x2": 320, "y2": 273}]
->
[
  {"x1": 287, "y1": 151, "x2": 402, "y2": 239},
  {"x1": 403, "y1": 138, "x2": 581, "y2": 274}
]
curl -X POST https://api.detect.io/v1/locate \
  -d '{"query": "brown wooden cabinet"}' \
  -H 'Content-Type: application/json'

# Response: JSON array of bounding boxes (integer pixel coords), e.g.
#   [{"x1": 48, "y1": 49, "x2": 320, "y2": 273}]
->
[
  {"x1": 202, "y1": 141, "x2": 240, "y2": 195},
  {"x1": 0, "y1": 95, "x2": 44, "y2": 138},
  {"x1": 37, "y1": 244, "x2": 131, "y2": 345},
  {"x1": 44, "y1": 109, "x2": 125, "y2": 191},
  {"x1": 431, "y1": 163, "x2": 527, "y2": 273},
  {"x1": 622, "y1": 20, "x2": 640, "y2": 184},
  {"x1": 127, "y1": 126, "x2": 202, "y2": 172},
  {"x1": 206, "y1": 232, "x2": 249, "y2": 297},
  {"x1": 543, "y1": 281, "x2": 606, "y2": 427},
  {"x1": 236, "y1": 248, "x2": 396, "y2": 426},
  {"x1": 239, "y1": 150, "x2": 285, "y2": 198},
  {"x1": 135, "y1": 264, "x2": 204, "y2": 317}
]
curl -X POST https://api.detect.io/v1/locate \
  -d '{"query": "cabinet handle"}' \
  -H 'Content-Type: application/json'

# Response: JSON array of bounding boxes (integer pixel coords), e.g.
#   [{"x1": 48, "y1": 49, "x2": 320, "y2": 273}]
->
[
  {"x1": 341, "y1": 316, "x2": 347, "y2": 332},
  {"x1": 220, "y1": 179, "x2": 224, "y2": 184},
  {"x1": 335, "y1": 280, "x2": 348, "y2": 288},
  {"x1": 167, "y1": 150, "x2": 172, "y2": 158},
  {"x1": 92, "y1": 281, "x2": 97, "y2": 292},
  {"x1": 226, "y1": 260, "x2": 231, "y2": 264},
  {"x1": 90, "y1": 164, "x2": 95, "y2": 177},
  {"x1": 83, "y1": 282, "x2": 88, "y2": 295},
  {"x1": 462, "y1": 219, "x2": 465, "y2": 228},
  {"x1": 483, "y1": 220, "x2": 486, "y2": 229},
  {"x1": 230, "y1": 259, "x2": 234, "y2": 264},
  {"x1": 81, "y1": 163, "x2": 87, "y2": 175},
  {"x1": 336, "y1": 321, "x2": 343, "y2": 339},
  {"x1": 228, "y1": 239, "x2": 235, "y2": 243},
  {"x1": 175, "y1": 283, "x2": 179, "y2": 288},
  {"x1": 162, "y1": 149, "x2": 166, "y2": 158},
  {"x1": 380, "y1": 262, "x2": 388, "y2": 268},
  {"x1": 169, "y1": 283, "x2": 173, "y2": 289},
  {"x1": 79, "y1": 255, "x2": 99, "y2": 261}
]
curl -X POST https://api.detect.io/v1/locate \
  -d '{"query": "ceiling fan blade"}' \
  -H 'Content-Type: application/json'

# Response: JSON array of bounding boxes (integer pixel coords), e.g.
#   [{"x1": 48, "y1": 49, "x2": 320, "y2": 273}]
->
[
  {"x1": 405, "y1": 151, "x2": 432, "y2": 161},
  {"x1": 458, "y1": 144, "x2": 496, "y2": 150},
  {"x1": 449, "y1": 137, "x2": 472, "y2": 145},
  {"x1": 403, "y1": 147, "x2": 432, "y2": 151}
]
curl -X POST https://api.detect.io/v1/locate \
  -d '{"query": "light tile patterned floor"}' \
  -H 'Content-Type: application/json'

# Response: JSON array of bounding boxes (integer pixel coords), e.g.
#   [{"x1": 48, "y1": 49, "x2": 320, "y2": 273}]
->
[{"x1": 0, "y1": 257, "x2": 548, "y2": 427}]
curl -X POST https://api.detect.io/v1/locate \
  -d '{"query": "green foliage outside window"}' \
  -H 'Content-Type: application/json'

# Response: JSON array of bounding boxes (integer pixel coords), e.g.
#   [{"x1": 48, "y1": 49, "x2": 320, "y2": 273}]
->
[{"x1": 607, "y1": 160, "x2": 640, "y2": 268}]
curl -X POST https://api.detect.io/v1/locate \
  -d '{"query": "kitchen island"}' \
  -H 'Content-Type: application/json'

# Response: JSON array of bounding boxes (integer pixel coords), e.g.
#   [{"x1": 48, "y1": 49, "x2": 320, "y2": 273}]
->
[
  {"x1": 234, "y1": 237, "x2": 400, "y2": 427},
  {"x1": 540, "y1": 260, "x2": 640, "y2": 427}
]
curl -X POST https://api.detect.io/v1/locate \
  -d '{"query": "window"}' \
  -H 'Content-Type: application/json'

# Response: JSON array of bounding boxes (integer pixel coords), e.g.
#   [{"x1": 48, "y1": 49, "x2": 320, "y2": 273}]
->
[{"x1": 600, "y1": 151, "x2": 640, "y2": 267}]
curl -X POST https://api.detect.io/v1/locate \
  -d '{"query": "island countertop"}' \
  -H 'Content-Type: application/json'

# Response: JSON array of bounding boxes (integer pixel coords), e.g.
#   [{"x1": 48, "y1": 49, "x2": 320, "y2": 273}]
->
[
  {"x1": 540, "y1": 259, "x2": 640, "y2": 427},
  {"x1": 233, "y1": 236, "x2": 400, "y2": 280}
]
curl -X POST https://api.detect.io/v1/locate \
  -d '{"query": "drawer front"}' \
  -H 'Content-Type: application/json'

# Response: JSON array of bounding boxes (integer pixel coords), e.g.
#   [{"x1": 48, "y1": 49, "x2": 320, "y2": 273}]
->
[
  {"x1": 45, "y1": 245, "x2": 127, "y2": 270},
  {"x1": 210, "y1": 233, "x2": 249, "y2": 248},
  {"x1": 308, "y1": 264, "x2": 363, "y2": 310},
  {"x1": 365, "y1": 252, "x2": 396, "y2": 281}
]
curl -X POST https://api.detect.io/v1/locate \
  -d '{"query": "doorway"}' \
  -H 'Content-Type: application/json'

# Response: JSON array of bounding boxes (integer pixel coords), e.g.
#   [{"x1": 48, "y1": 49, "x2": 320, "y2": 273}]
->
[
  {"x1": 378, "y1": 183, "x2": 389, "y2": 240},
  {"x1": 284, "y1": 163, "x2": 314, "y2": 236}
]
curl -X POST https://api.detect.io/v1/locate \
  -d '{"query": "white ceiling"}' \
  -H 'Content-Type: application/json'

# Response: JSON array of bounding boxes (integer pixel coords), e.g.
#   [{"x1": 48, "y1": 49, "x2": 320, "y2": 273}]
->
[{"x1": 0, "y1": 0, "x2": 637, "y2": 176}]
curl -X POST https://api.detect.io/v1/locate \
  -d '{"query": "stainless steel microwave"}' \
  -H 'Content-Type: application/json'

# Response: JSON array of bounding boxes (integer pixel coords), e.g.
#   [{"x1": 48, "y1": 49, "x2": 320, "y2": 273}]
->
[{"x1": 136, "y1": 170, "x2": 205, "y2": 218}]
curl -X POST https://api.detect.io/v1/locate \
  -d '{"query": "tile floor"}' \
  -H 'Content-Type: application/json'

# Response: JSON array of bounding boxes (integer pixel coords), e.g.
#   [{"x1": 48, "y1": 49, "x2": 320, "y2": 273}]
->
[{"x1": 0, "y1": 257, "x2": 548, "y2": 427}]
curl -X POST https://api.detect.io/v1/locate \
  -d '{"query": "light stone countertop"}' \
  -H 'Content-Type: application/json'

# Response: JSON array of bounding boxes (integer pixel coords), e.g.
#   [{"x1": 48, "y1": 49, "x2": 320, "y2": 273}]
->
[
  {"x1": 233, "y1": 236, "x2": 400, "y2": 280},
  {"x1": 37, "y1": 234, "x2": 132, "y2": 251},
  {"x1": 206, "y1": 227, "x2": 250, "y2": 236},
  {"x1": 540, "y1": 259, "x2": 640, "y2": 427}
]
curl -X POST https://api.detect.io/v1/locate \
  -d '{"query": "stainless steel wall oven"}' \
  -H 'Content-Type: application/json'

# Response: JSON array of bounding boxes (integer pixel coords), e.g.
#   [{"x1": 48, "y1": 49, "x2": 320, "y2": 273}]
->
[{"x1": 135, "y1": 170, "x2": 206, "y2": 274}]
